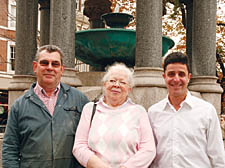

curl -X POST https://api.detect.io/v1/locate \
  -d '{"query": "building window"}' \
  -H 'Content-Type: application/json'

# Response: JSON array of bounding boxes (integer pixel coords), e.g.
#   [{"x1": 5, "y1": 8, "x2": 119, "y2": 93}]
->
[
  {"x1": 76, "y1": 0, "x2": 82, "y2": 12},
  {"x1": 10, "y1": 46, "x2": 15, "y2": 71},
  {"x1": 75, "y1": 58, "x2": 89, "y2": 72},
  {"x1": 9, "y1": 4, "x2": 16, "y2": 28}
]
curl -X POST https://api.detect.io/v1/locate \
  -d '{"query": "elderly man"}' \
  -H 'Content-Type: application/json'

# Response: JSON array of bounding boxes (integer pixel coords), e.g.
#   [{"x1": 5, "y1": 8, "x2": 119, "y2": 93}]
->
[
  {"x1": 148, "y1": 52, "x2": 225, "y2": 168},
  {"x1": 2, "y1": 45, "x2": 89, "y2": 168}
]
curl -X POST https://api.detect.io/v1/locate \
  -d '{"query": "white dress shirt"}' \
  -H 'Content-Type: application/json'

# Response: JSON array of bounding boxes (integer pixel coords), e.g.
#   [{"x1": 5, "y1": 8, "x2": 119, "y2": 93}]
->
[{"x1": 148, "y1": 91, "x2": 225, "y2": 168}]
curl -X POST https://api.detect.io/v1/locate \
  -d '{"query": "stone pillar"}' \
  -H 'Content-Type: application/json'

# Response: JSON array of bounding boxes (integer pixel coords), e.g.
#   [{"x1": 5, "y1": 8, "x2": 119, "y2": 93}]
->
[
  {"x1": 9, "y1": 0, "x2": 38, "y2": 108},
  {"x1": 184, "y1": 0, "x2": 193, "y2": 73},
  {"x1": 39, "y1": 0, "x2": 50, "y2": 46},
  {"x1": 15, "y1": 0, "x2": 38, "y2": 75},
  {"x1": 189, "y1": 0, "x2": 223, "y2": 114},
  {"x1": 192, "y1": 0, "x2": 217, "y2": 76},
  {"x1": 50, "y1": 0, "x2": 82, "y2": 86},
  {"x1": 136, "y1": 0, "x2": 162, "y2": 68},
  {"x1": 133, "y1": 0, "x2": 166, "y2": 110},
  {"x1": 50, "y1": 0, "x2": 75, "y2": 68}
]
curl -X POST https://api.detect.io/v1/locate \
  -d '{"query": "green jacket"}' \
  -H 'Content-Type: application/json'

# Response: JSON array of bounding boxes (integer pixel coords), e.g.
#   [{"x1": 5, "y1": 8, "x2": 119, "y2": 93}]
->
[{"x1": 2, "y1": 83, "x2": 89, "y2": 168}]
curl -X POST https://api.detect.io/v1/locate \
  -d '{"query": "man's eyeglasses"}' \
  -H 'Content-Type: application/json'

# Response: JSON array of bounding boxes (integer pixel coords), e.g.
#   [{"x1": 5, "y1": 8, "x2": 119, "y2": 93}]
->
[
  {"x1": 108, "y1": 79, "x2": 128, "y2": 86},
  {"x1": 39, "y1": 60, "x2": 61, "y2": 68}
]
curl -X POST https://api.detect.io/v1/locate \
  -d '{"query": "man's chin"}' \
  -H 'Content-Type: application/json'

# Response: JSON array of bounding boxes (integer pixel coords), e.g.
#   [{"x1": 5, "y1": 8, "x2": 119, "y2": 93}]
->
[
  {"x1": 42, "y1": 80, "x2": 56, "y2": 86},
  {"x1": 170, "y1": 90, "x2": 186, "y2": 97}
]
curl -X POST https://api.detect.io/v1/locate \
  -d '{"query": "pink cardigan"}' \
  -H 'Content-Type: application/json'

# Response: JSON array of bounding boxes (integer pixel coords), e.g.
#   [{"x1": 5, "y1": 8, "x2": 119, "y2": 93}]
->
[{"x1": 73, "y1": 98, "x2": 156, "y2": 168}]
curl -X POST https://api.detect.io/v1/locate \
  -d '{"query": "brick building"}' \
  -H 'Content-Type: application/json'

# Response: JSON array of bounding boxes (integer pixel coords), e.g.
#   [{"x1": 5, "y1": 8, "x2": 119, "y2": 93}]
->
[
  {"x1": 0, "y1": 0, "x2": 16, "y2": 73},
  {"x1": 0, "y1": 0, "x2": 16, "y2": 126}
]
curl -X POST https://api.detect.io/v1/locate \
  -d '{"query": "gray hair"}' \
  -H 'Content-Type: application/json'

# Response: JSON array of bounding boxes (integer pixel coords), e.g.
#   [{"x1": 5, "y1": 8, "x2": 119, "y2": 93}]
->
[
  {"x1": 35, "y1": 45, "x2": 64, "y2": 65},
  {"x1": 102, "y1": 62, "x2": 134, "y2": 88}
]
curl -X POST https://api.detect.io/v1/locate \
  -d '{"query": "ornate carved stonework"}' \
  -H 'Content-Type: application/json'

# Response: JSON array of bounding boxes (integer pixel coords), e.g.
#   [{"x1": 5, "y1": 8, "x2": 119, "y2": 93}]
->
[{"x1": 83, "y1": 0, "x2": 112, "y2": 21}]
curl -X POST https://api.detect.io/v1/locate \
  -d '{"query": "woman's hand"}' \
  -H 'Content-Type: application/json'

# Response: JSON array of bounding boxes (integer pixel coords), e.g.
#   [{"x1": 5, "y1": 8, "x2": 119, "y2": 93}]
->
[{"x1": 87, "y1": 155, "x2": 112, "y2": 168}]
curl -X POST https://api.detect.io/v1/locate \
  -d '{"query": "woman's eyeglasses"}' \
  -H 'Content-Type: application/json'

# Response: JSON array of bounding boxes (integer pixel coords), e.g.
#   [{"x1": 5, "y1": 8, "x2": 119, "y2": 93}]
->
[
  {"x1": 108, "y1": 79, "x2": 128, "y2": 86},
  {"x1": 39, "y1": 60, "x2": 61, "y2": 68}
]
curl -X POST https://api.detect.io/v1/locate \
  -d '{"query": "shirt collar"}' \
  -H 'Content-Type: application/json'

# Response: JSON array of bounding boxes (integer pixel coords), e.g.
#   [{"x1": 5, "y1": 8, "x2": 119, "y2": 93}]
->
[
  {"x1": 34, "y1": 82, "x2": 60, "y2": 97},
  {"x1": 163, "y1": 91, "x2": 193, "y2": 111},
  {"x1": 98, "y1": 97, "x2": 135, "y2": 109}
]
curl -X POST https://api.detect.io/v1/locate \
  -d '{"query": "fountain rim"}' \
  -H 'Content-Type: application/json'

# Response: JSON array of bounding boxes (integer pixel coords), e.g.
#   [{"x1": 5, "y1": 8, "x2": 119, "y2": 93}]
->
[
  {"x1": 101, "y1": 12, "x2": 134, "y2": 18},
  {"x1": 75, "y1": 28, "x2": 136, "y2": 34},
  {"x1": 75, "y1": 28, "x2": 175, "y2": 43}
]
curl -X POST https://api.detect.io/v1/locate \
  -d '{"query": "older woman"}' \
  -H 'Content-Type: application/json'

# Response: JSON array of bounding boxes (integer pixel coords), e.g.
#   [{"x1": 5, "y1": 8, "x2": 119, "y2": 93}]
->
[{"x1": 73, "y1": 63, "x2": 156, "y2": 168}]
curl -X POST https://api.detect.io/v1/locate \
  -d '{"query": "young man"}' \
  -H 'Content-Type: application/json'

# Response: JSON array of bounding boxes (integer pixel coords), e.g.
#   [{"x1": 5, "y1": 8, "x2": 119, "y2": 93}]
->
[
  {"x1": 2, "y1": 45, "x2": 89, "y2": 168},
  {"x1": 148, "y1": 52, "x2": 225, "y2": 168}
]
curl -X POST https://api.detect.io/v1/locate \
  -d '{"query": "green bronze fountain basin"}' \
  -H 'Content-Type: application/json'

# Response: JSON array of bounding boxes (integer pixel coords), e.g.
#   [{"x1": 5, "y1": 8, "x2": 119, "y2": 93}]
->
[{"x1": 75, "y1": 28, "x2": 174, "y2": 69}]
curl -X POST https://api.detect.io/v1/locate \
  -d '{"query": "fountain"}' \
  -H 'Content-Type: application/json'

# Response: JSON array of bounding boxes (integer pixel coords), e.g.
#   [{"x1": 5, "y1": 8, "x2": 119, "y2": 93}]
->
[{"x1": 75, "y1": 13, "x2": 175, "y2": 70}]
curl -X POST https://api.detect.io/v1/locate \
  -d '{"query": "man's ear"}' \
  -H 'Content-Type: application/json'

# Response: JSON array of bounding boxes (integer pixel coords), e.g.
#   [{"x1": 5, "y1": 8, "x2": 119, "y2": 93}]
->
[
  {"x1": 162, "y1": 73, "x2": 166, "y2": 79},
  {"x1": 188, "y1": 73, "x2": 192, "y2": 83},
  {"x1": 33, "y1": 61, "x2": 37, "y2": 74},
  {"x1": 128, "y1": 86, "x2": 132, "y2": 92},
  {"x1": 61, "y1": 64, "x2": 65, "y2": 73}
]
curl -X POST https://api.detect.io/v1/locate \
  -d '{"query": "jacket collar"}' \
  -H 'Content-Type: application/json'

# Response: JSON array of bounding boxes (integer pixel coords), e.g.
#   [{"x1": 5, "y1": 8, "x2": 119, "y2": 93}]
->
[{"x1": 24, "y1": 82, "x2": 71, "y2": 99}]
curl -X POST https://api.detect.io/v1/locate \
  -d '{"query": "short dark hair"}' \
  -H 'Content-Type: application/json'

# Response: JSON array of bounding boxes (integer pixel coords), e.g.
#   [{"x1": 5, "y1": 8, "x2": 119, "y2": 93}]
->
[
  {"x1": 163, "y1": 52, "x2": 190, "y2": 73},
  {"x1": 35, "y1": 45, "x2": 64, "y2": 65}
]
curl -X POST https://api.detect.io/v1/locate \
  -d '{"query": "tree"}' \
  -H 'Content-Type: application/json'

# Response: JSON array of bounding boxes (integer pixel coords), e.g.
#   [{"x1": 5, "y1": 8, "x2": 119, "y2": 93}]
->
[{"x1": 109, "y1": 0, "x2": 224, "y2": 54}]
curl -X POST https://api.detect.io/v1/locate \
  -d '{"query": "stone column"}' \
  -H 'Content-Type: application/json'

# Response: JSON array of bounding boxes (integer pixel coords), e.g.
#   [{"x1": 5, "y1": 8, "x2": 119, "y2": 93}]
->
[
  {"x1": 133, "y1": 0, "x2": 167, "y2": 110},
  {"x1": 136, "y1": 0, "x2": 162, "y2": 68},
  {"x1": 15, "y1": 0, "x2": 38, "y2": 75},
  {"x1": 39, "y1": 0, "x2": 50, "y2": 46},
  {"x1": 184, "y1": 0, "x2": 193, "y2": 73},
  {"x1": 9, "y1": 0, "x2": 38, "y2": 107},
  {"x1": 50, "y1": 0, "x2": 81, "y2": 86},
  {"x1": 50, "y1": 0, "x2": 75, "y2": 67},
  {"x1": 191, "y1": 0, "x2": 217, "y2": 76},
  {"x1": 189, "y1": 0, "x2": 223, "y2": 114}
]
